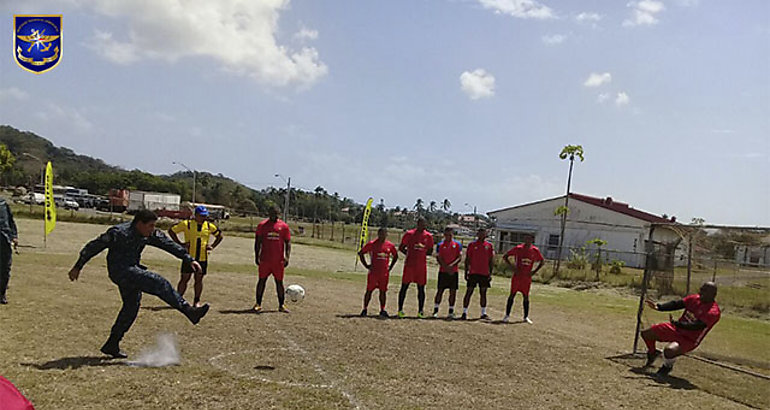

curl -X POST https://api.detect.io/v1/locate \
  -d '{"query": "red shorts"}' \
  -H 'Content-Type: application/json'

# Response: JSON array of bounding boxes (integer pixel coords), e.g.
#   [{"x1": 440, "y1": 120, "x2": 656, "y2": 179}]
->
[
  {"x1": 258, "y1": 261, "x2": 285, "y2": 281},
  {"x1": 402, "y1": 266, "x2": 427, "y2": 286},
  {"x1": 367, "y1": 273, "x2": 389, "y2": 292},
  {"x1": 510, "y1": 275, "x2": 532, "y2": 296},
  {"x1": 650, "y1": 323, "x2": 698, "y2": 353}
]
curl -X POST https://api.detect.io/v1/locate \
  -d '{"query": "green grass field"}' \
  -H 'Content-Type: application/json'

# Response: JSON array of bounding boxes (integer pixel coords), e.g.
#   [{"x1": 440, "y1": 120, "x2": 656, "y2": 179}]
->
[{"x1": 0, "y1": 218, "x2": 768, "y2": 409}]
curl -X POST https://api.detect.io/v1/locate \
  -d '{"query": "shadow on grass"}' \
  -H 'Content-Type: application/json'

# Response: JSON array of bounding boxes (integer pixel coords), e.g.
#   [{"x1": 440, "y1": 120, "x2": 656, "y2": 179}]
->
[
  {"x1": 255, "y1": 365, "x2": 276, "y2": 371},
  {"x1": 335, "y1": 313, "x2": 521, "y2": 323},
  {"x1": 219, "y1": 308, "x2": 283, "y2": 315},
  {"x1": 23, "y1": 356, "x2": 123, "y2": 370},
  {"x1": 141, "y1": 306, "x2": 175, "y2": 311},
  {"x1": 605, "y1": 353, "x2": 698, "y2": 391}
]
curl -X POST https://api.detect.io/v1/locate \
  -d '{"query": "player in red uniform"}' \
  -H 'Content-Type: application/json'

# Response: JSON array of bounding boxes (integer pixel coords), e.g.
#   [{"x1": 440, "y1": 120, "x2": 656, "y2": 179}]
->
[
  {"x1": 432, "y1": 227, "x2": 463, "y2": 319},
  {"x1": 641, "y1": 282, "x2": 721, "y2": 376},
  {"x1": 502, "y1": 233, "x2": 544, "y2": 324},
  {"x1": 461, "y1": 228, "x2": 495, "y2": 320},
  {"x1": 358, "y1": 227, "x2": 399, "y2": 318},
  {"x1": 397, "y1": 217, "x2": 434, "y2": 318},
  {"x1": 253, "y1": 205, "x2": 292, "y2": 313}
]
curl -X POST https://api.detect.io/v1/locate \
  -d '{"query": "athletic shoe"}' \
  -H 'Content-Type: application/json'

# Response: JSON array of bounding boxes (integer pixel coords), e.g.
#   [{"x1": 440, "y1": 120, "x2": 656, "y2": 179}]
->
[
  {"x1": 656, "y1": 364, "x2": 673, "y2": 376},
  {"x1": 432, "y1": 311, "x2": 439, "y2": 319},
  {"x1": 447, "y1": 312, "x2": 455, "y2": 320},
  {"x1": 644, "y1": 350, "x2": 661, "y2": 367},
  {"x1": 194, "y1": 301, "x2": 203, "y2": 308},
  {"x1": 279, "y1": 305, "x2": 291, "y2": 313},
  {"x1": 524, "y1": 317, "x2": 533, "y2": 324},
  {"x1": 417, "y1": 311, "x2": 426, "y2": 319},
  {"x1": 0, "y1": 295, "x2": 6, "y2": 305},
  {"x1": 360, "y1": 308, "x2": 368, "y2": 317},
  {"x1": 100, "y1": 337, "x2": 128, "y2": 359},
  {"x1": 480, "y1": 314, "x2": 490, "y2": 320},
  {"x1": 252, "y1": 304, "x2": 262, "y2": 313},
  {"x1": 185, "y1": 303, "x2": 210, "y2": 325},
  {"x1": 397, "y1": 311, "x2": 406, "y2": 318},
  {"x1": 379, "y1": 310, "x2": 389, "y2": 318},
  {"x1": 460, "y1": 313, "x2": 467, "y2": 320},
  {"x1": 502, "y1": 316, "x2": 510, "y2": 323}
]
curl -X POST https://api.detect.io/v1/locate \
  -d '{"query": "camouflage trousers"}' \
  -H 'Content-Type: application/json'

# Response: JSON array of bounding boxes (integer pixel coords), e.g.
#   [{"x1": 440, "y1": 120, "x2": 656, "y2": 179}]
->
[{"x1": 107, "y1": 266, "x2": 187, "y2": 340}]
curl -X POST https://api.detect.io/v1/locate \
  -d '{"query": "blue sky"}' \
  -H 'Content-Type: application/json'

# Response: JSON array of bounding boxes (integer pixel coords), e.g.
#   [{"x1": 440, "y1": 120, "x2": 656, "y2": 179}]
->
[{"x1": 1, "y1": 0, "x2": 768, "y2": 225}]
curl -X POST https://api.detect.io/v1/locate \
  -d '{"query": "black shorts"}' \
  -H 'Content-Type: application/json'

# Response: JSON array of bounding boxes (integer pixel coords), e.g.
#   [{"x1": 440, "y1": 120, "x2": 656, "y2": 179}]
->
[
  {"x1": 466, "y1": 274, "x2": 491, "y2": 289},
  {"x1": 437, "y1": 272, "x2": 459, "y2": 290},
  {"x1": 181, "y1": 260, "x2": 208, "y2": 276}
]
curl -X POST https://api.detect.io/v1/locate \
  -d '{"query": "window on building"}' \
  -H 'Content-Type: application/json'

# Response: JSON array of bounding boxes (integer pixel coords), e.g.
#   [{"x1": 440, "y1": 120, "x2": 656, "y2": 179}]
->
[{"x1": 548, "y1": 234, "x2": 559, "y2": 251}]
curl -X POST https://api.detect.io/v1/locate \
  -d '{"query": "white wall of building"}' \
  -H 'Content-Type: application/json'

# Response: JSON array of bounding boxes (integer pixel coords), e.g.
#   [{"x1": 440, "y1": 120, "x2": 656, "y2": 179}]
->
[{"x1": 490, "y1": 196, "x2": 681, "y2": 268}]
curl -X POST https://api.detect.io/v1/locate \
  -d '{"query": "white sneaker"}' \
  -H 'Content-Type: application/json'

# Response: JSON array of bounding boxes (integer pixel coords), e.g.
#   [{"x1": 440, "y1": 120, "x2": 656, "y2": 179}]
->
[
  {"x1": 502, "y1": 316, "x2": 510, "y2": 323},
  {"x1": 524, "y1": 317, "x2": 533, "y2": 324}
]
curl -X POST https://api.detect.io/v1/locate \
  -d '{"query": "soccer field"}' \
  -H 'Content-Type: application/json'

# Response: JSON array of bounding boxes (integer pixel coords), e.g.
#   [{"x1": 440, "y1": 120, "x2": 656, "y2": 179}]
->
[{"x1": 1, "y1": 220, "x2": 768, "y2": 409}]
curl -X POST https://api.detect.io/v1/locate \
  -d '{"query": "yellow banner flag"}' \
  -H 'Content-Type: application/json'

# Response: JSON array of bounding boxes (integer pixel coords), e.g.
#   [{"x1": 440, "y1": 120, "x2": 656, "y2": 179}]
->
[
  {"x1": 356, "y1": 197, "x2": 374, "y2": 260},
  {"x1": 44, "y1": 161, "x2": 56, "y2": 235}
]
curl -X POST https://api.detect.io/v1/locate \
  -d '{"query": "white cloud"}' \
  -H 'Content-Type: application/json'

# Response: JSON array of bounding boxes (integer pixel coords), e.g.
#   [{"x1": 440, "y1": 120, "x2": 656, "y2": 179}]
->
[
  {"x1": 542, "y1": 34, "x2": 567, "y2": 45},
  {"x1": 597, "y1": 93, "x2": 610, "y2": 103},
  {"x1": 460, "y1": 69, "x2": 496, "y2": 100},
  {"x1": 36, "y1": 103, "x2": 95, "y2": 133},
  {"x1": 294, "y1": 27, "x2": 319, "y2": 41},
  {"x1": 623, "y1": 0, "x2": 666, "y2": 27},
  {"x1": 74, "y1": 0, "x2": 327, "y2": 88},
  {"x1": 575, "y1": 12, "x2": 602, "y2": 23},
  {"x1": 615, "y1": 92, "x2": 630, "y2": 106},
  {"x1": 0, "y1": 87, "x2": 30, "y2": 102},
  {"x1": 583, "y1": 72, "x2": 612, "y2": 87},
  {"x1": 477, "y1": 0, "x2": 555, "y2": 20}
]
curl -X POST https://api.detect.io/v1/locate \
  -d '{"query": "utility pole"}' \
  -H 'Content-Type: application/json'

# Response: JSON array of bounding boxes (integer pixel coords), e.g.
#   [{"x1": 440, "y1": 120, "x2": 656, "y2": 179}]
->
[
  {"x1": 172, "y1": 161, "x2": 196, "y2": 203},
  {"x1": 275, "y1": 174, "x2": 291, "y2": 222}
]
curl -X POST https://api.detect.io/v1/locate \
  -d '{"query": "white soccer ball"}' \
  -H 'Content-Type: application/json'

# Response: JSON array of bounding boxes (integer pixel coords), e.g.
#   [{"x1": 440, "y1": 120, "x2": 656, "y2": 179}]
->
[{"x1": 285, "y1": 284, "x2": 305, "y2": 303}]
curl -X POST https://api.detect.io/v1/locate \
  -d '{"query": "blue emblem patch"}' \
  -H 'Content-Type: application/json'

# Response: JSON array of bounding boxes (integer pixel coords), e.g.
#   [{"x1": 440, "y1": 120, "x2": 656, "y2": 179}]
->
[{"x1": 14, "y1": 15, "x2": 62, "y2": 74}]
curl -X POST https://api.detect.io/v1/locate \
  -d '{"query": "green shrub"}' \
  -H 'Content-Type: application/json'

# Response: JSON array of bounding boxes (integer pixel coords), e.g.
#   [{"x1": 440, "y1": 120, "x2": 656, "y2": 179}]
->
[
  {"x1": 609, "y1": 260, "x2": 625, "y2": 274},
  {"x1": 566, "y1": 247, "x2": 588, "y2": 270}
]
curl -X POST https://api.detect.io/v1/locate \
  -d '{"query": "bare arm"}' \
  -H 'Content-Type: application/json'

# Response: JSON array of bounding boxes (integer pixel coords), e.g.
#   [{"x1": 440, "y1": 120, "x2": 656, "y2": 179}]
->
[
  {"x1": 284, "y1": 240, "x2": 291, "y2": 267},
  {"x1": 358, "y1": 250, "x2": 370, "y2": 270},
  {"x1": 532, "y1": 260, "x2": 544, "y2": 275},
  {"x1": 168, "y1": 229, "x2": 183, "y2": 245},
  {"x1": 209, "y1": 233, "x2": 223, "y2": 250},
  {"x1": 389, "y1": 251, "x2": 399, "y2": 271},
  {"x1": 254, "y1": 236, "x2": 261, "y2": 265}
]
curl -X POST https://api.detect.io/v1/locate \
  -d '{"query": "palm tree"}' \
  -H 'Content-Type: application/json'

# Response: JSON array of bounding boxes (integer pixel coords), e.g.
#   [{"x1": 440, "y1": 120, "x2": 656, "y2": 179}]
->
[
  {"x1": 429, "y1": 200, "x2": 437, "y2": 213},
  {"x1": 414, "y1": 198, "x2": 424, "y2": 214},
  {"x1": 442, "y1": 198, "x2": 451, "y2": 212},
  {"x1": 553, "y1": 144, "x2": 585, "y2": 277}
]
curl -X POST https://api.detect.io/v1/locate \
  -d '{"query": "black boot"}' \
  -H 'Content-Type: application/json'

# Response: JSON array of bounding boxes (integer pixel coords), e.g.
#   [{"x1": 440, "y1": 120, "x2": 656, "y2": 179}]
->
[
  {"x1": 0, "y1": 295, "x2": 7, "y2": 304},
  {"x1": 100, "y1": 335, "x2": 128, "y2": 359},
  {"x1": 182, "y1": 302, "x2": 210, "y2": 325}
]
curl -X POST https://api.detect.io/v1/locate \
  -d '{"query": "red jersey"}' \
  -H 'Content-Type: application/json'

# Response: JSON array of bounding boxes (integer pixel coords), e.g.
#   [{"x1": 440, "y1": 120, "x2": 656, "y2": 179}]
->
[
  {"x1": 679, "y1": 294, "x2": 721, "y2": 344},
  {"x1": 256, "y1": 219, "x2": 291, "y2": 264},
  {"x1": 436, "y1": 240, "x2": 462, "y2": 273},
  {"x1": 400, "y1": 229, "x2": 434, "y2": 268},
  {"x1": 466, "y1": 240, "x2": 494, "y2": 275},
  {"x1": 505, "y1": 244, "x2": 544, "y2": 276},
  {"x1": 361, "y1": 239, "x2": 397, "y2": 276}
]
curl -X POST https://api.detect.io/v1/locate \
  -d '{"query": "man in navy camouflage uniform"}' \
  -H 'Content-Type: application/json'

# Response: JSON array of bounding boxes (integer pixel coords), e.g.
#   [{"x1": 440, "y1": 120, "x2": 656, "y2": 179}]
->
[
  {"x1": 0, "y1": 197, "x2": 18, "y2": 305},
  {"x1": 68, "y1": 210, "x2": 210, "y2": 358}
]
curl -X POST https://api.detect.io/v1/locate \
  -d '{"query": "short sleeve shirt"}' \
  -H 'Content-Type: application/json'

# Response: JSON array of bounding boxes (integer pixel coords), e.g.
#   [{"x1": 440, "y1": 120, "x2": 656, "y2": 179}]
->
[
  {"x1": 170, "y1": 220, "x2": 220, "y2": 261},
  {"x1": 361, "y1": 239, "x2": 398, "y2": 276},
  {"x1": 505, "y1": 244, "x2": 544, "y2": 276},
  {"x1": 466, "y1": 240, "x2": 494, "y2": 275},
  {"x1": 256, "y1": 219, "x2": 291, "y2": 264}
]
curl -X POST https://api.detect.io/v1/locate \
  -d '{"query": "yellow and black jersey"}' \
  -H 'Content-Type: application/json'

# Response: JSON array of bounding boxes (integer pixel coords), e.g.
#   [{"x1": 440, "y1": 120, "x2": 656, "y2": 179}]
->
[{"x1": 170, "y1": 220, "x2": 221, "y2": 261}]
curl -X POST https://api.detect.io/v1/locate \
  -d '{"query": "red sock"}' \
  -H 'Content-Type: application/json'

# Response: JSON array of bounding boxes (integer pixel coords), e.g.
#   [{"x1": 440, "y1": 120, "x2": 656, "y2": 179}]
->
[{"x1": 644, "y1": 336, "x2": 656, "y2": 353}]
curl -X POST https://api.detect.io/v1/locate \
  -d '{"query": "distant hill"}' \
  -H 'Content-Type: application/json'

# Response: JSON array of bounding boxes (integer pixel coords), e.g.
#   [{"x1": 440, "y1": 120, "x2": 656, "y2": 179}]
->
[{"x1": 0, "y1": 125, "x2": 363, "y2": 222}]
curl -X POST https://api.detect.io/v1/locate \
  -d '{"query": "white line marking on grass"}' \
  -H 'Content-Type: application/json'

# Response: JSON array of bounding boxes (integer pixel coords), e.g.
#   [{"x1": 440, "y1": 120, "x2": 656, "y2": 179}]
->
[{"x1": 274, "y1": 327, "x2": 362, "y2": 410}]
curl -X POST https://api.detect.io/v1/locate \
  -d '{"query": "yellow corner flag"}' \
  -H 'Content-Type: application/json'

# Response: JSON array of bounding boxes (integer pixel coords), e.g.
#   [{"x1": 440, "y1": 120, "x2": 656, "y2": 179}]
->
[
  {"x1": 356, "y1": 197, "x2": 374, "y2": 263},
  {"x1": 44, "y1": 161, "x2": 56, "y2": 235}
]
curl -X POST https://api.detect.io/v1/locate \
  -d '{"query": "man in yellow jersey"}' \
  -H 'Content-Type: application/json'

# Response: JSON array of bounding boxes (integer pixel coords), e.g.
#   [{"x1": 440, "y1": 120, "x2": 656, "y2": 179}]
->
[{"x1": 169, "y1": 205, "x2": 224, "y2": 307}]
